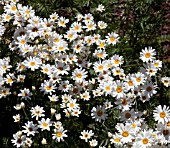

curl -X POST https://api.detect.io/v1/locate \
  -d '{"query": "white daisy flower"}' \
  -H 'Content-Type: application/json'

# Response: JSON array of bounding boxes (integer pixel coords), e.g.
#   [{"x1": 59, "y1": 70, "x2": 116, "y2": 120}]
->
[
  {"x1": 93, "y1": 49, "x2": 108, "y2": 59},
  {"x1": 140, "y1": 47, "x2": 156, "y2": 62},
  {"x1": 116, "y1": 123, "x2": 134, "y2": 144},
  {"x1": 23, "y1": 56, "x2": 42, "y2": 71},
  {"x1": 18, "y1": 88, "x2": 32, "y2": 100},
  {"x1": 80, "y1": 130, "x2": 94, "y2": 142},
  {"x1": 72, "y1": 68, "x2": 88, "y2": 82},
  {"x1": 110, "y1": 133, "x2": 123, "y2": 146},
  {"x1": 30, "y1": 105, "x2": 45, "y2": 120},
  {"x1": 83, "y1": 13, "x2": 93, "y2": 23},
  {"x1": 40, "y1": 80, "x2": 56, "y2": 95},
  {"x1": 57, "y1": 16, "x2": 69, "y2": 27},
  {"x1": 112, "y1": 80, "x2": 127, "y2": 98},
  {"x1": 52, "y1": 127, "x2": 68, "y2": 142},
  {"x1": 136, "y1": 129, "x2": 155, "y2": 147},
  {"x1": 38, "y1": 118, "x2": 52, "y2": 131},
  {"x1": 13, "y1": 114, "x2": 20, "y2": 122},
  {"x1": 22, "y1": 121, "x2": 38, "y2": 136},
  {"x1": 11, "y1": 133, "x2": 26, "y2": 148},
  {"x1": 153, "y1": 105, "x2": 170, "y2": 124},
  {"x1": 89, "y1": 139, "x2": 98, "y2": 147},
  {"x1": 106, "y1": 32, "x2": 119, "y2": 45},
  {"x1": 96, "y1": 4, "x2": 105, "y2": 12},
  {"x1": 161, "y1": 77, "x2": 170, "y2": 87},
  {"x1": 98, "y1": 21, "x2": 107, "y2": 29},
  {"x1": 91, "y1": 105, "x2": 107, "y2": 122}
]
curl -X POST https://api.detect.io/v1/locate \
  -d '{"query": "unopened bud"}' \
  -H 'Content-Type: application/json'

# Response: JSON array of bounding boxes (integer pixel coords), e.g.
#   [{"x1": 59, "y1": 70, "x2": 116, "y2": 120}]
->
[
  {"x1": 17, "y1": 131, "x2": 22, "y2": 137},
  {"x1": 41, "y1": 138, "x2": 47, "y2": 145},
  {"x1": 32, "y1": 86, "x2": 36, "y2": 90},
  {"x1": 108, "y1": 132, "x2": 113, "y2": 138},
  {"x1": 51, "y1": 108, "x2": 56, "y2": 115},
  {"x1": 55, "y1": 113, "x2": 61, "y2": 120},
  {"x1": 20, "y1": 102, "x2": 25, "y2": 108}
]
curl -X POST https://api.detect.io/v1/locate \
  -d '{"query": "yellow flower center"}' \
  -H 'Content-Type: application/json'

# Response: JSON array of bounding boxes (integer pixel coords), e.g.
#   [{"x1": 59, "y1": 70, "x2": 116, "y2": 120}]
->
[
  {"x1": 59, "y1": 46, "x2": 64, "y2": 51},
  {"x1": 84, "y1": 134, "x2": 88, "y2": 138},
  {"x1": 107, "y1": 63, "x2": 111, "y2": 68},
  {"x1": 114, "y1": 138, "x2": 120, "y2": 143},
  {"x1": 83, "y1": 95, "x2": 87, "y2": 99},
  {"x1": 42, "y1": 123, "x2": 48, "y2": 127},
  {"x1": 23, "y1": 93, "x2": 28, "y2": 96},
  {"x1": 142, "y1": 138, "x2": 148, "y2": 144},
  {"x1": 154, "y1": 63, "x2": 158, "y2": 67},
  {"x1": 34, "y1": 20, "x2": 38, "y2": 25},
  {"x1": 54, "y1": 38, "x2": 59, "y2": 43},
  {"x1": 33, "y1": 50, "x2": 37, "y2": 55},
  {"x1": 30, "y1": 62, "x2": 35, "y2": 66},
  {"x1": 44, "y1": 68, "x2": 49, "y2": 73},
  {"x1": 110, "y1": 37, "x2": 115, "y2": 42},
  {"x1": 8, "y1": 78, "x2": 13, "y2": 83},
  {"x1": 114, "y1": 59, "x2": 120, "y2": 64},
  {"x1": 11, "y1": 6, "x2": 17, "y2": 11},
  {"x1": 164, "y1": 80, "x2": 168, "y2": 84},
  {"x1": 46, "y1": 86, "x2": 51, "y2": 90},
  {"x1": 160, "y1": 111, "x2": 166, "y2": 118},
  {"x1": 88, "y1": 24, "x2": 93, "y2": 29},
  {"x1": 19, "y1": 65, "x2": 24, "y2": 70},
  {"x1": 145, "y1": 52, "x2": 151, "y2": 58},
  {"x1": 6, "y1": 15, "x2": 11, "y2": 20},
  {"x1": 75, "y1": 45, "x2": 80, "y2": 50},
  {"x1": 99, "y1": 43, "x2": 104, "y2": 48},
  {"x1": 25, "y1": 10, "x2": 30, "y2": 15},
  {"x1": 60, "y1": 21, "x2": 64, "y2": 25},
  {"x1": 76, "y1": 73, "x2": 82, "y2": 78},
  {"x1": 122, "y1": 131, "x2": 129, "y2": 137},
  {"x1": 105, "y1": 86, "x2": 111, "y2": 91},
  {"x1": 20, "y1": 40, "x2": 26, "y2": 45},
  {"x1": 98, "y1": 65, "x2": 103, "y2": 70},
  {"x1": 136, "y1": 77, "x2": 141, "y2": 82},
  {"x1": 128, "y1": 80, "x2": 133, "y2": 86},
  {"x1": 97, "y1": 53, "x2": 103, "y2": 58},
  {"x1": 47, "y1": 47, "x2": 52, "y2": 51},
  {"x1": 116, "y1": 86, "x2": 122, "y2": 93},
  {"x1": 35, "y1": 110, "x2": 40, "y2": 115},
  {"x1": 70, "y1": 103, "x2": 74, "y2": 108},
  {"x1": 131, "y1": 123, "x2": 136, "y2": 128},
  {"x1": 3, "y1": 65, "x2": 7, "y2": 70},
  {"x1": 56, "y1": 132, "x2": 62, "y2": 137},
  {"x1": 46, "y1": 23, "x2": 50, "y2": 27},
  {"x1": 167, "y1": 121, "x2": 170, "y2": 126},
  {"x1": 116, "y1": 70, "x2": 120, "y2": 74},
  {"x1": 68, "y1": 34, "x2": 73, "y2": 39},
  {"x1": 75, "y1": 26, "x2": 80, "y2": 30}
]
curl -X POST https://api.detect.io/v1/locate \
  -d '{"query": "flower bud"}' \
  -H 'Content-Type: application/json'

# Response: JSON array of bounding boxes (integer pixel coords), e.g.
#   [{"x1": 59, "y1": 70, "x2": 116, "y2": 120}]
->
[
  {"x1": 108, "y1": 132, "x2": 113, "y2": 138},
  {"x1": 55, "y1": 113, "x2": 61, "y2": 120},
  {"x1": 41, "y1": 138, "x2": 47, "y2": 145},
  {"x1": 20, "y1": 102, "x2": 25, "y2": 108},
  {"x1": 51, "y1": 108, "x2": 56, "y2": 115}
]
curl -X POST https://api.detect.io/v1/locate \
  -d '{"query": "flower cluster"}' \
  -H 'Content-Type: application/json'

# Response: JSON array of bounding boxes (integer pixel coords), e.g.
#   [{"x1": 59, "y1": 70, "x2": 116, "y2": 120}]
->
[{"x1": 0, "y1": 0, "x2": 169, "y2": 147}]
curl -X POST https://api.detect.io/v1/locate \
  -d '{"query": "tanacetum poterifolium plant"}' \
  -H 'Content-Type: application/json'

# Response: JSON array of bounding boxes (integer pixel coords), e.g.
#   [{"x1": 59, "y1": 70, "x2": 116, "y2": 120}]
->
[{"x1": 0, "y1": 0, "x2": 170, "y2": 147}]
